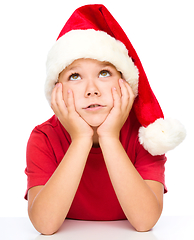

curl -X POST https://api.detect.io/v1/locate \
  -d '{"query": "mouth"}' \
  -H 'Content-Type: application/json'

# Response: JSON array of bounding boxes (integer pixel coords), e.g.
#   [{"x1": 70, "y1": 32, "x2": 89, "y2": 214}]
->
[{"x1": 83, "y1": 104, "x2": 106, "y2": 110}]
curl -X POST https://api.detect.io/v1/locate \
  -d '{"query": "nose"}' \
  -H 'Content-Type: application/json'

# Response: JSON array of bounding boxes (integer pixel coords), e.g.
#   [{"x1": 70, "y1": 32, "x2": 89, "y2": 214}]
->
[
  {"x1": 85, "y1": 81, "x2": 101, "y2": 97},
  {"x1": 86, "y1": 91, "x2": 99, "y2": 97}
]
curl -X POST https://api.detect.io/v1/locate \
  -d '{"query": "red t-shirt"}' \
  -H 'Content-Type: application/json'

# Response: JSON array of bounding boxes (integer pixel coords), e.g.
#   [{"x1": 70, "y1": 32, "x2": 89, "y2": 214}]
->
[{"x1": 25, "y1": 110, "x2": 167, "y2": 221}]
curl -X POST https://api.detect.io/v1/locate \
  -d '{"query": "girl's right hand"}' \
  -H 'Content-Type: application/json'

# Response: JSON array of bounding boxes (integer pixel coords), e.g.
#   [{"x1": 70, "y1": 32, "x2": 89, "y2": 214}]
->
[{"x1": 51, "y1": 83, "x2": 94, "y2": 142}]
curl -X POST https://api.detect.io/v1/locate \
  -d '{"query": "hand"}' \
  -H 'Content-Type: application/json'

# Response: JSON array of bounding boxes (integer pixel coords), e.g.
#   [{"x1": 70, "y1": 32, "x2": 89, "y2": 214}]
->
[
  {"x1": 51, "y1": 83, "x2": 94, "y2": 142},
  {"x1": 97, "y1": 79, "x2": 135, "y2": 139}
]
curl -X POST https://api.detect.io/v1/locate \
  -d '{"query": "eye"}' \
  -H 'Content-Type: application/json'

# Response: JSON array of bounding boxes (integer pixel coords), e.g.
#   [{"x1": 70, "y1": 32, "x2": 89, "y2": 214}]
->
[
  {"x1": 69, "y1": 73, "x2": 81, "y2": 81},
  {"x1": 99, "y1": 70, "x2": 111, "y2": 78}
]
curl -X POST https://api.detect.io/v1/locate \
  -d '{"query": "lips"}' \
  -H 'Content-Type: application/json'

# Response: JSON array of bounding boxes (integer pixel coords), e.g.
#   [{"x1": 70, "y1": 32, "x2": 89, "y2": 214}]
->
[
  {"x1": 83, "y1": 104, "x2": 106, "y2": 109},
  {"x1": 88, "y1": 104, "x2": 101, "y2": 108}
]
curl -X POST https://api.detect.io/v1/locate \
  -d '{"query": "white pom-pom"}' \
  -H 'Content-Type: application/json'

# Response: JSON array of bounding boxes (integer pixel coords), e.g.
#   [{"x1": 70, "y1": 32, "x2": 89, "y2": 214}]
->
[{"x1": 138, "y1": 118, "x2": 186, "y2": 156}]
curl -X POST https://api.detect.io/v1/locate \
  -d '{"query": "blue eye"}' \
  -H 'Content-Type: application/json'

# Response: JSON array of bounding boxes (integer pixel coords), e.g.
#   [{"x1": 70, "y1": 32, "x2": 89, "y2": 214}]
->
[
  {"x1": 99, "y1": 70, "x2": 111, "y2": 78},
  {"x1": 69, "y1": 73, "x2": 81, "y2": 81}
]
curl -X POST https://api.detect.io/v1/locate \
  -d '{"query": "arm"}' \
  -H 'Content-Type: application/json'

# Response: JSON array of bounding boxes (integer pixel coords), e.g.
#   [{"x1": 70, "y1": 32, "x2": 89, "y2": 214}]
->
[
  {"x1": 28, "y1": 84, "x2": 93, "y2": 235},
  {"x1": 98, "y1": 79, "x2": 163, "y2": 232},
  {"x1": 99, "y1": 137, "x2": 163, "y2": 232}
]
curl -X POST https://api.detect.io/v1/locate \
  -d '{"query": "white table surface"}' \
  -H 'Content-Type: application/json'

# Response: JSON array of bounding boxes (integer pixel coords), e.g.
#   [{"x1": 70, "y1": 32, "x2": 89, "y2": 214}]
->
[{"x1": 0, "y1": 216, "x2": 194, "y2": 240}]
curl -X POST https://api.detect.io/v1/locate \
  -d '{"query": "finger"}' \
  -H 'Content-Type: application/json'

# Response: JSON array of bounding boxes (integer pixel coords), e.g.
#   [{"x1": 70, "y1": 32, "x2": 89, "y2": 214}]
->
[
  {"x1": 124, "y1": 81, "x2": 135, "y2": 102},
  {"x1": 123, "y1": 81, "x2": 135, "y2": 111},
  {"x1": 51, "y1": 85, "x2": 57, "y2": 109},
  {"x1": 119, "y1": 79, "x2": 128, "y2": 97},
  {"x1": 120, "y1": 79, "x2": 135, "y2": 113},
  {"x1": 124, "y1": 81, "x2": 135, "y2": 99},
  {"x1": 51, "y1": 84, "x2": 61, "y2": 115},
  {"x1": 112, "y1": 87, "x2": 121, "y2": 110},
  {"x1": 55, "y1": 83, "x2": 67, "y2": 115},
  {"x1": 119, "y1": 79, "x2": 130, "y2": 110},
  {"x1": 66, "y1": 89, "x2": 76, "y2": 113}
]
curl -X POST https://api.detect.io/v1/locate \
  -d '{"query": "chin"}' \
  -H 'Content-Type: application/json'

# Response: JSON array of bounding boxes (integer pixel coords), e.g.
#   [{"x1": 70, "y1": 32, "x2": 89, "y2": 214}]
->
[
  {"x1": 87, "y1": 120, "x2": 104, "y2": 127},
  {"x1": 84, "y1": 116, "x2": 107, "y2": 128}
]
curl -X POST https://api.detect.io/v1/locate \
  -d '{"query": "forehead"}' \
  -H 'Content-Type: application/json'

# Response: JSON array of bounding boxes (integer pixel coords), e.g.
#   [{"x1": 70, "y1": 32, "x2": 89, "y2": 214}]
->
[
  {"x1": 58, "y1": 58, "x2": 121, "y2": 81},
  {"x1": 65, "y1": 58, "x2": 117, "y2": 71}
]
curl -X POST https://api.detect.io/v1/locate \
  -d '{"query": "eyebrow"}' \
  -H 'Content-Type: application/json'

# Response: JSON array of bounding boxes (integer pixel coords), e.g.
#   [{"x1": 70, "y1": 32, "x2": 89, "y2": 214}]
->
[
  {"x1": 66, "y1": 65, "x2": 82, "y2": 71},
  {"x1": 99, "y1": 61, "x2": 115, "y2": 68},
  {"x1": 63, "y1": 61, "x2": 117, "y2": 75}
]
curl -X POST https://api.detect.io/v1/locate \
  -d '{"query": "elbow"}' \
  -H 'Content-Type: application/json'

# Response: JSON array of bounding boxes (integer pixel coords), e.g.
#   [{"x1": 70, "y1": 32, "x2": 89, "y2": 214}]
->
[
  {"x1": 39, "y1": 229, "x2": 56, "y2": 236},
  {"x1": 40, "y1": 229, "x2": 58, "y2": 236},
  {"x1": 28, "y1": 212, "x2": 62, "y2": 235},
  {"x1": 134, "y1": 224, "x2": 153, "y2": 233},
  {"x1": 129, "y1": 207, "x2": 162, "y2": 232},
  {"x1": 131, "y1": 219, "x2": 159, "y2": 232},
  {"x1": 129, "y1": 215, "x2": 160, "y2": 232},
  {"x1": 32, "y1": 220, "x2": 61, "y2": 235}
]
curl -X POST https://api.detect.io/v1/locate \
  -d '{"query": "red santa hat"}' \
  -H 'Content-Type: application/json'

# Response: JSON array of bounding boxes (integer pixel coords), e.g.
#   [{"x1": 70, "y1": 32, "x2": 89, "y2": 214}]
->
[{"x1": 45, "y1": 4, "x2": 186, "y2": 156}]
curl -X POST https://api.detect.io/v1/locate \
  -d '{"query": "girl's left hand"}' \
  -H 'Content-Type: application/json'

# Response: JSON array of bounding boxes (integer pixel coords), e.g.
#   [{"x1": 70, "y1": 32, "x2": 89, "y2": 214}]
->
[{"x1": 97, "y1": 79, "x2": 135, "y2": 139}]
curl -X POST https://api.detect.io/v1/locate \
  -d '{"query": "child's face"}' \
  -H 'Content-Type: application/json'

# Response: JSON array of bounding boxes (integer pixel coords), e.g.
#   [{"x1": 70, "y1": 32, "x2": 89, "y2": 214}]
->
[{"x1": 58, "y1": 58, "x2": 122, "y2": 127}]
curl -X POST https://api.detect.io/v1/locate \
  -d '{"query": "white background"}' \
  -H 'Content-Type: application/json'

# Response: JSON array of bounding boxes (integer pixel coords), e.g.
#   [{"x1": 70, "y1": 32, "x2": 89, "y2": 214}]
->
[{"x1": 0, "y1": 0, "x2": 193, "y2": 217}]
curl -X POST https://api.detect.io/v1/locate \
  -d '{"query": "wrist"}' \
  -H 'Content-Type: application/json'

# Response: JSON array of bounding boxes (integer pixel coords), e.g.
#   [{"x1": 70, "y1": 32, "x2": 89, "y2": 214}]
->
[
  {"x1": 70, "y1": 130, "x2": 94, "y2": 145},
  {"x1": 98, "y1": 135, "x2": 120, "y2": 146},
  {"x1": 97, "y1": 126, "x2": 120, "y2": 140},
  {"x1": 98, "y1": 131, "x2": 120, "y2": 140},
  {"x1": 72, "y1": 136, "x2": 93, "y2": 145}
]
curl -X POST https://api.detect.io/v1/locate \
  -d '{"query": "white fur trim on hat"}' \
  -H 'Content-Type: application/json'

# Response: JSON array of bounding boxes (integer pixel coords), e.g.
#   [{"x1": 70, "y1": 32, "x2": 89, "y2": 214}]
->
[
  {"x1": 45, "y1": 29, "x2": 139, "y2": 104},
  {"x1": 138, "y1": 118, "x2": 186, "y2": 156}
]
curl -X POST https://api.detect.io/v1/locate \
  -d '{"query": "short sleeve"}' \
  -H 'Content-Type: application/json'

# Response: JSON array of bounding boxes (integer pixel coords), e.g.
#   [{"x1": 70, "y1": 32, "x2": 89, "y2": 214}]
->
[
  {"x1": 134, "y1": 140, "x2": 167, "y2": 193},
  {"x1": 24, "y1": 127, "x2": 58, "y2": 200}
]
